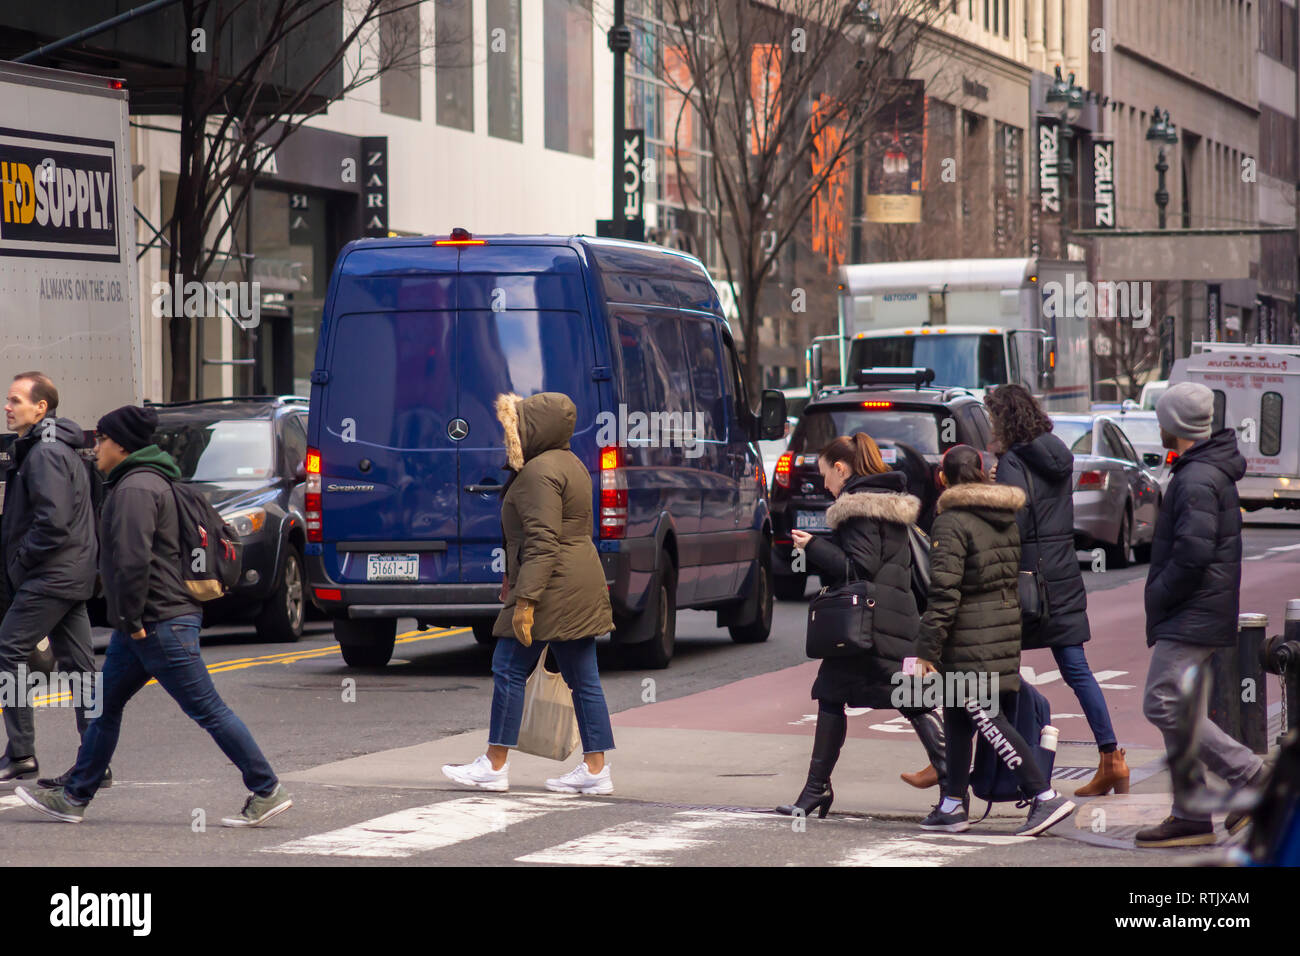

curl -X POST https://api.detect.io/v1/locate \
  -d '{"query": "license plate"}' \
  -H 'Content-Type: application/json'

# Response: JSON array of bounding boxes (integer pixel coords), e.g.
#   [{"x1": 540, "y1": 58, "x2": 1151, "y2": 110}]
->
[
  {"x1": 796, "y1": 511, "x2": 829, "y2": 531},
  {"x1": 366, "y1": 554, "x2": 419, "y2": 582}
]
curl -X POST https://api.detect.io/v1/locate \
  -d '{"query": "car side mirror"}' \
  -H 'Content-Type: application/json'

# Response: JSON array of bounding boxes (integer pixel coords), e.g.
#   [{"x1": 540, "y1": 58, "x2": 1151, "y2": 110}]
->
[
  {"x1": 1143, "y1": 452, "x2": 1161, "y2": 468},
  {"x1": 759, "y1": 390, "x2": 788, "y2": 441},
  {"x1": 294, "y1": 460, "x2": 307, "y2": 481}
]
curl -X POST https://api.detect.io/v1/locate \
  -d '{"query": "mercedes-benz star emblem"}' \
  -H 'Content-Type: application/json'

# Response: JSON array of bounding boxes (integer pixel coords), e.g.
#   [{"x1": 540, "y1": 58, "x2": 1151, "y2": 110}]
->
[{"x1": 447, "y1": 418, "x2": 469, "y2": 441}]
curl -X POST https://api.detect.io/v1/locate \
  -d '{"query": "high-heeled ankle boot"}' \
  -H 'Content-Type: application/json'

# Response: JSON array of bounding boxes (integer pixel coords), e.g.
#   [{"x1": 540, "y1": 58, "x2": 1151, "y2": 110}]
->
[
  {"x1": 901, "y1": 711, "x2": 948, "y2": 791},
  {"x1": 776, "y1": 704, "x2": 845, "y2": 818},
  {"x1": 1074, "y1": 748, "x2": 1129, "y2": 796}
]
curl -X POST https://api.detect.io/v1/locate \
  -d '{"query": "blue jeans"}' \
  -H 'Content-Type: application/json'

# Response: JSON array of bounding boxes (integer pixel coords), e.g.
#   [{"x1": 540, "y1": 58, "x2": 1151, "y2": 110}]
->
[
  {"x1": 489, "y1": 637, "x2": 615, "y2": 755},
  {"x1": 63, "y1": 614, "x2": 278, "y2": 803},
  {"x1": 1052, "y1": 643, "x2": 1117, "y2": 749}
]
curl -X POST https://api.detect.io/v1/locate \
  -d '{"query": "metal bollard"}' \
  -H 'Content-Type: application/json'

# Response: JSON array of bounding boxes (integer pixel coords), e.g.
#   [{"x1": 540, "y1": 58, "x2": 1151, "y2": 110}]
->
[
  {"x1": 1208, "y1": 612, "x2": 1269, "y2": 753},
  {"x1": 1261, "y1": 600, "x2": 1300, "y2": 743}
]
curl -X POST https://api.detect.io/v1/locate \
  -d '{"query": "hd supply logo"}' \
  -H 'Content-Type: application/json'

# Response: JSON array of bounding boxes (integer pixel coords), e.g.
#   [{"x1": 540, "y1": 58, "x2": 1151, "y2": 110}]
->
[{"x1": 0, "y1": 129, "x2": 119, "y2": 261}]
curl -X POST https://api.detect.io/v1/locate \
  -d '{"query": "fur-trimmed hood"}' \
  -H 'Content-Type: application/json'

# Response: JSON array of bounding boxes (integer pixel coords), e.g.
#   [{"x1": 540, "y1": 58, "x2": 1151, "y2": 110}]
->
[
  {"x1": 495, "y1": 392, "x2": 576, "y2": 470},
  {"x1": 826, "y1": 491, "x2": 921, "y2": 529},
  {"x1": 935, "y1": 481, "x2": 1026, "y2": 516}
]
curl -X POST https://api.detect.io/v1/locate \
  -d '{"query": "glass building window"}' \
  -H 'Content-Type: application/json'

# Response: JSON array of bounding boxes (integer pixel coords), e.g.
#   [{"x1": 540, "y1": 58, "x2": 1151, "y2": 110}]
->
[
  {"x1": 544, "y1": 0, "x2": 594, "y2": 155},
  {"x1": 487, "y1": 0, "x2": 523, "y2": 141},
  {"x1": 436, "y1": 0, "x2": 474, "y2": 131},
  {"x1": 380, "y1": 0, "x2": 421, "y2": 120}
]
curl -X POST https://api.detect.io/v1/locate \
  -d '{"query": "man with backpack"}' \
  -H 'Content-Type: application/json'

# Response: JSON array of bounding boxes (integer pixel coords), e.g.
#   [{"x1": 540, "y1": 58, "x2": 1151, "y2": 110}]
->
[
  {"x1": 0, "y1": 372, "x2": 99, "y2": 784},
  {"x1": 16, "y1": 405, "x2": 292, "y2": 826}
]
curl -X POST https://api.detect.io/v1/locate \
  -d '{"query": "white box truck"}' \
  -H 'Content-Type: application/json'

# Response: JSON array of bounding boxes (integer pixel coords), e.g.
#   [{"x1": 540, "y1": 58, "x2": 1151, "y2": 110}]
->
[
  {"x1": 0, "y1": 60, "x2": 142, "y2": 428},
  {"x1": 1170, "y1": 342, "x2": 1300, "y2": 511},
  {"x1": 834, "y1": 257, "x2": 1091, "y2": 410}
]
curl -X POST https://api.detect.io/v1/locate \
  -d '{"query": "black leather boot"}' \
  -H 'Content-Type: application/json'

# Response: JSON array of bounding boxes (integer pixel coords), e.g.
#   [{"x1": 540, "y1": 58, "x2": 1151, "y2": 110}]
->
[
  {"x1": 0, "y1": 752, "x2": 38, "y2": 782},
  {"x1": 905, "y1": 710, "x2": 948, "y2": 792},
  {"x1": 776, "y1": 704, "x2": 846, "y2": 818}
]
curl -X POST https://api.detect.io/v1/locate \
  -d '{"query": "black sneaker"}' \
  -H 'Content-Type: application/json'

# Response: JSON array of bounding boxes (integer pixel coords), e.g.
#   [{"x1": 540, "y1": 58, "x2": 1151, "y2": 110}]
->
[
  {"x1": 920, "y1": 803, "x2": 970, "y2": 833},
  {"x1": 1016, "y1": 793, "x2": 1076, "y2": 836},
  {"x1": 1135, "y1": 815, "x2": 1215, "y2": 848},
  {"x1": 37, "y1": 766, "x2": 112, "y2": 791}
]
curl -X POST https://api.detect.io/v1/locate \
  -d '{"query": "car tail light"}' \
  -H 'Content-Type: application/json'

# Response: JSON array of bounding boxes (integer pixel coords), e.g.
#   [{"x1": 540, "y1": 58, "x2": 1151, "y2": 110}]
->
[
  {"x1": 1165, "y1": 450, "x2": 1178, "y2": 466},
  {"x1": 861, "y1": 401, "x2": 893, "y2": 409},
  {"x1": 305, "y1": 447, "x2": 322, "y2": 542},
  {"x1": 1076, "y1": 470, "x2": 1108, "y2": 491},
  {"x1": 774, "y1": 451, "x2": 794, "y2": 489},
  {"x1": 599, "y1": 446, "x2": 627, "y2": 539},
  {"x1": 315, "y1": 588, "x2": 342, "y2": 602}
]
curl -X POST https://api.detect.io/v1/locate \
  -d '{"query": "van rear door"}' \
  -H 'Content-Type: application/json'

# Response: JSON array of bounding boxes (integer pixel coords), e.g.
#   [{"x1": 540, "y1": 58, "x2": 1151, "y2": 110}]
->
[
  {"x1": 455, "y1": 244, "x2": 601, "y2": 585},
  {"x1": 315, "y1": 246, "x2": 461, "y2": 587}
]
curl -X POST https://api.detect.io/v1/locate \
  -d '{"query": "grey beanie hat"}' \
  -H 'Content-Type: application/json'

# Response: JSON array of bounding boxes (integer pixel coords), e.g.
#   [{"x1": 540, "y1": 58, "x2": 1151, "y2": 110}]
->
[{"x1": 1156, "y1": 382, "x2": 1214, "y2": 441}]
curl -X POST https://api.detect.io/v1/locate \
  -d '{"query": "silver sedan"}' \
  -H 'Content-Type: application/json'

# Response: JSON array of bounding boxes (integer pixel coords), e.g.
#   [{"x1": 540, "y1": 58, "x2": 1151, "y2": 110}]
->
[{"x1": 1049, "y1": 414, "x2": 1162, "y2": 567}]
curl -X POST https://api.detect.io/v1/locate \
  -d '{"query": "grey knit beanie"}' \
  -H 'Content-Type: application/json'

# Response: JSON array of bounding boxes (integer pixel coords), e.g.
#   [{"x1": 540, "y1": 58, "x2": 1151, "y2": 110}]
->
[{"x1": 1156, "y1": 382, "x2": 1213, "y2": 441}]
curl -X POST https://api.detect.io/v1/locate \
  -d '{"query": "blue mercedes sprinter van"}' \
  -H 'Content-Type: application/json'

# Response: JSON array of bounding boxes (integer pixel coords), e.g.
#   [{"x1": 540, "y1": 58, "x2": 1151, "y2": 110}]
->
[{"x1": 304, "y1": 233, "x2": 787, "y2": 668}]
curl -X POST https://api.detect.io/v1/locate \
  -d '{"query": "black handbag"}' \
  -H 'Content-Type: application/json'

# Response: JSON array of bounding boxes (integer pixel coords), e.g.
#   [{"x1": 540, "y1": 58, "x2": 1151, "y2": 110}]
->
[
  {"x1": 1017, "y1": 469, "x2": 1052, "y2": 630},
  {"x1": 908, "y1": 524, "x2": 931, "y2": 612},
  {"x1": 806, "y1": 565, "x2": 876, "y2": 660}
]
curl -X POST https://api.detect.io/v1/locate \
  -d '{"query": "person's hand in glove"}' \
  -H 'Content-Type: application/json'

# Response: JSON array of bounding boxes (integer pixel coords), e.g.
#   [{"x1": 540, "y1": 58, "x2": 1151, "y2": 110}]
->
[{"x1": 512, "y1": 598, "x2": 536, "y2": 647}]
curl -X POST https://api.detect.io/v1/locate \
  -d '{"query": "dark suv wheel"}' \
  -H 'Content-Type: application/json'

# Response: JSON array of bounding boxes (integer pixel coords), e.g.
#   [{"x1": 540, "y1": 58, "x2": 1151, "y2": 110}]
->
[
  {"x1": 774, "y1": 572, "x2": 808, "y2": 601},
  {"x1": 335, "y1": 617, "x2": 396, "y2": 667},
  {"x1": 255, "y1": 546, "x2": 305, "y2": 643}
]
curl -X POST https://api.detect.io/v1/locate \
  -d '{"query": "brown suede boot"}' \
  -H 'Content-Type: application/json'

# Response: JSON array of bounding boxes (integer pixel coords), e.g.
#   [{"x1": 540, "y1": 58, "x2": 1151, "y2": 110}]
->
[
  {"x1": 1075, "y1": 748, "x2": 1130, "y2": 797},
  {"x1": 900, "y1": 764, "x2": 939, "y2": 789}
]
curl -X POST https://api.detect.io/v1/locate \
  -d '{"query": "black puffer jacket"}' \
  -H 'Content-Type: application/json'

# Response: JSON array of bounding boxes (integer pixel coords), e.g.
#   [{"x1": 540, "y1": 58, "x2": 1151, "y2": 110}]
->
[
  {"x1": 1145, "y1": 429, "x2": 1246, "y2": 648},
  {"x1": 996, "y1": 432, "x2": 1090, "y2": 649},
  {"x1": 804, "y1": 470, "x2": 921, "y2": 708},
  {"x1": 916, "y1": 481, "x2": 1026, "y2": 692},
  {"x1": 0, "y1": 416, "x2": 98, "y2": 602}
]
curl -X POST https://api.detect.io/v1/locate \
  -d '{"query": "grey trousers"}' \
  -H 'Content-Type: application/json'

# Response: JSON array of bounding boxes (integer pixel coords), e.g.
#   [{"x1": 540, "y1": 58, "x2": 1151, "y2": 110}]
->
[
  {"x1": 1143, "y1": 639, "x2": 1264, "y2": 821},
  {"x1": 0, "y1": 587, "x2": 95, "y2": 758}
]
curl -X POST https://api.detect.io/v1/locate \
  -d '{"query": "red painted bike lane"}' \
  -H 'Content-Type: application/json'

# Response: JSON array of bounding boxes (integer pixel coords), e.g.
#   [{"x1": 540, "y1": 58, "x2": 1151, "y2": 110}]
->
[{"x1": 614, "y1": 558, "x2": 1298, "y2": 750}]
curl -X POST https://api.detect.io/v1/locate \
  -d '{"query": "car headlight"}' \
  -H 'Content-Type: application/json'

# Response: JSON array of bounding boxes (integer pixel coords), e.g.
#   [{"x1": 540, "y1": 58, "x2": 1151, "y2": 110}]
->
[{"x1": 224, "y1": 507, "x2": 267, "y2": 537}]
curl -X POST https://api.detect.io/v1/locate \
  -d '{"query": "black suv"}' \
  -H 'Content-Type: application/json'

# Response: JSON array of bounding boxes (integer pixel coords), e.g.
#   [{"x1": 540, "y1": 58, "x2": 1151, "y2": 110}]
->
[
  {"x1": 149, "y1": 396, "x2": 311, "y2": 641},
  {"x1": 769, "y1": 368, "x2": 994, "y2": 600}
]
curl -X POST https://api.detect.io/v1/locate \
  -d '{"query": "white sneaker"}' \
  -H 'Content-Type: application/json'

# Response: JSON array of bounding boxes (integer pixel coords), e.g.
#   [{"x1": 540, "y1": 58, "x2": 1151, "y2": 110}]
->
[
  {"x1": 546, "y1": 762, "x2": 613, "y2": 795},
  {"x1": 441, "y1": 755, "x2": 508, "y2": 792}
]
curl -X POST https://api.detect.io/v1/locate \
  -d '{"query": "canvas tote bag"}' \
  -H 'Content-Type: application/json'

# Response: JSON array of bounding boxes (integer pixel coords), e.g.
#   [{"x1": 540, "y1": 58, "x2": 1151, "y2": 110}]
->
[{"x1": 515, "y1": 646, "x2": 583, "y2": 761}]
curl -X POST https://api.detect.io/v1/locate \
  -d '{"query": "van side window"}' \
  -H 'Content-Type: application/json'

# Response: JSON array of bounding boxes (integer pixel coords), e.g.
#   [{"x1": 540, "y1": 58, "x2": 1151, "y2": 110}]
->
[
  {"x1": 1260, "y1": 391, "x2": 1283, "y2": 457},
  {"x1": 680, "y1": 318, "x2": 726, "y2": 441},
  {"x1": 1212, "y1": 390, "x2": 1226, "y2": 433},
  {"x1": 614, "y1": 310, "x2": 688, "y2": 418}
]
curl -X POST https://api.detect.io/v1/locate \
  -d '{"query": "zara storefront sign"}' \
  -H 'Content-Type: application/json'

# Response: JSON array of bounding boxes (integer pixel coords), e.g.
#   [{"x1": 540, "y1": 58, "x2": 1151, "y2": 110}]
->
[
  {"x1": 360, "y1": 136, "x2": 388, "y2": 238},
  {"x1": 1038, "y1": 119, "x2": 1060, "y2": 214},
  {"x1": 1092, "y1": 140, "x2": 1116, "y2": 228}
]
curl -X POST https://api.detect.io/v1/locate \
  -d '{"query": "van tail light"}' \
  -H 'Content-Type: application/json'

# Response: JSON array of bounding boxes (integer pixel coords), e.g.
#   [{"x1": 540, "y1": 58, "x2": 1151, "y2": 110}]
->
[
  {"x1": 1076, "y1": 469, "x2": 1108, "y2": 491},
  {"x1": 774, "y1": 451, "x2": 794, "y2": 489},
  {"x1": 1165, "y1": 450, "x2": 1178, "y2": 466},
  {"x1": 305, "y1": 447, "x2": 323, "y2": 542},
  {"x1": 599, "y1": 446, "x2": 627, "y2": 539}
]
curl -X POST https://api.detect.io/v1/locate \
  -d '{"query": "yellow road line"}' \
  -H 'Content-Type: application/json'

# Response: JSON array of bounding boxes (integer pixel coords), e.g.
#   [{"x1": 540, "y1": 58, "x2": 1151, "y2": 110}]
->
[{"x1": 21, "y1": 626, "x2": 474, "y2": 702}]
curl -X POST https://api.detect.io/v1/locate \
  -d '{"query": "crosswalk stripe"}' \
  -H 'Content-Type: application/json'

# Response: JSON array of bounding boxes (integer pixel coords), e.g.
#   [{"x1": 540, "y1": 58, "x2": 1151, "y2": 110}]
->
[
  {"x1": 832, "y1": 833, "x2": 1032, "y2": 867},
  {"x1": 0, "y1": 795, "x2": 26, "y2": 813},
  {"x1": 261, "y1": 793, "x2": 591, "y2": 858},
  {"x1": 516, "y1": 810, "x2": 773, "y2": 866}
]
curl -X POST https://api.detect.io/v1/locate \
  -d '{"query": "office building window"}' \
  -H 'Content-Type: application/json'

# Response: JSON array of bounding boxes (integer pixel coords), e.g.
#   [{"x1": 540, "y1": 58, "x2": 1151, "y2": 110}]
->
[
  {"x1": 436, "y1": 0, "x2": 474, "y2": 131},
  {"x1": 380, "y1": 0, "x2": 421, "y2": 120},
  {"x1": 544, "y1": 0, "x2": 594, "y2": 156},
  {"x1": 488, "y1": 0, "x2": 523, "y2": 141}
]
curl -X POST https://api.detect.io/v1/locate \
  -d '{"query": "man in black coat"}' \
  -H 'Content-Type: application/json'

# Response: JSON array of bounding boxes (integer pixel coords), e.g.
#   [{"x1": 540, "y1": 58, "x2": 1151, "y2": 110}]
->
[
  {"x1": 0, "y1": 373, "x2": 99, "y2": 782},
  {"x1": 1136, "y1": 382, "x2": 1265, "y2": 848}
]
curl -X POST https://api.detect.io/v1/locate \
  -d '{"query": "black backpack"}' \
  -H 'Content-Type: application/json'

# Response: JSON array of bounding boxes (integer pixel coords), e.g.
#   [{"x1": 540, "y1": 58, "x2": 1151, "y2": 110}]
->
[
  {"x1": 169, "y1": 482, "x2": 242, "y2": 601},
  {"x1": 970, "y1": 683, "x2": 1057, "y2": 811}
]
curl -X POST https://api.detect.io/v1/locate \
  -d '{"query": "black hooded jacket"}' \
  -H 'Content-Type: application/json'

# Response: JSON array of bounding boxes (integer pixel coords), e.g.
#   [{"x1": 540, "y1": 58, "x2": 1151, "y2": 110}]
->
[
  {"x1": 0, "y1": 416, "x2": 98, "y2": 602},
  {"x1": 996, "y1": 431, "x2": 1091, "y2": 649},
  {"x1": 803, "y1": 469, "x2": 922, "y2": 708},
  {"x1": 1145, "y1": 429, "x2": 1246, "y2": 647}
]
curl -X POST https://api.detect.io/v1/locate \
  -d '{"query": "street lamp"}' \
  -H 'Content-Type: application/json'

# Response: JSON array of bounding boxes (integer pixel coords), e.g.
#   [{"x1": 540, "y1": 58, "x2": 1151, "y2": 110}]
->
[
  {"x1": 1145, "y1": 107, "x2": 1179, "y2": 229},
  {"x1": 1045, "y1": 65, "x2": 1084, "y2": 242}
]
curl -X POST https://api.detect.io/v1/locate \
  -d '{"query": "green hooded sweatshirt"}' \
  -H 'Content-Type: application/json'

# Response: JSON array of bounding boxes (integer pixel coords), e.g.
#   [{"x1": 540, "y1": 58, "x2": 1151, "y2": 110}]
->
[{"x1": 106, "y1": 444, "x2": 183, "y2": 485}]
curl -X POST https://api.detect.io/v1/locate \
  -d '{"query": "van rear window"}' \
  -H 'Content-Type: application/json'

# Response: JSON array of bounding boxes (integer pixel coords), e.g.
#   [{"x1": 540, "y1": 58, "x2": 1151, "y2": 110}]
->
[{"x1": 793, "y1": 408, "x2": 944, "y2": 455}]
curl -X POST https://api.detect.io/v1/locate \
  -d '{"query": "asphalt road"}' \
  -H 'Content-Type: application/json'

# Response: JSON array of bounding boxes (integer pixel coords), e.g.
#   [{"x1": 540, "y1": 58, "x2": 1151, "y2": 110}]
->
[{"x1": 2, "y1": 510, "x2": 1296, "y2": 866}]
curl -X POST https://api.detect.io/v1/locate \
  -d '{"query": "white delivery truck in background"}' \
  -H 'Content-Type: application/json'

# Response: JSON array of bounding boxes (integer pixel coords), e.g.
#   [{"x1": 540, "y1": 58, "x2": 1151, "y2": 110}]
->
[
  {"x1": 0, "y1": 61, "x2": 142, "y2": 428},
  {"x1": 1170, "y1": 342, "x2": 1300, "y2": 511},
  {"x1": 834, "y1": 257, "x2": 1090, "y2": 410}
]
